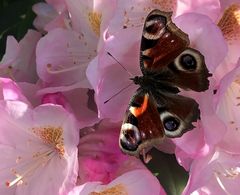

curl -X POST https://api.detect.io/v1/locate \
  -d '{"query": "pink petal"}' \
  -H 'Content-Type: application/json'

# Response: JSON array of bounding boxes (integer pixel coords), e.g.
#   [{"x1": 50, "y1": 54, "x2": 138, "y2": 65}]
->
[
  {"x1": 0, "y1": 101, "x2": 79, "y2": 194},
  {"x1": 216, "y1": 60, "x2": 240, "y2": 153},
  {"x1": 175, "y1": 13, "x2": 228, "y2": 72},
  {"x1": 32, "y1": 2, "x2": 58, "y2": 32},
  {"x1": 107, "y1": 0, "x2": 177, "y2": 35},
  {"x1": 66, "y1": 0, "x2": 117, "y2": 44},
  {"x1": 1, "y1": 30, "x2": 41, "y2": 83},
  {"x1": 36, "y1": 28, "x2": 92, "y2": 88},
  {"x1": 0, "y1": 36, "x2": 19, "y2": 67},
  {"x1": 46, "y1": 0, "x2": 66, "y2": 13},
  {"x1": 176, "y1": 0, "x2": 221, "y2": 21},
  {"x1": 0, "y1": 78, "x2": 30, "y2": 104},
  {"x1": 86, "y1": 28, "x2": 141, "y2": 121},
  {"x1": 183, "y1": 149, "x2": 240, "y2": 195},
  {"x1": 78, "y1": 122, "x2": 145, "y2": 184},
  {"x1": 69, "y1": 170, "x2": 165, "y2": 195},
  {"x1": 215, "y1": 3, "x2": 240, "y2": 81},
  {"x1": 37, "y1": 85, "x2": 99, "y2": 129},
  {"x1": 17, "y1": 82, "x2": 41, "y2": 107},
  {"x1": 44, "y1": 12, "x2": 69, "y2": 32}
]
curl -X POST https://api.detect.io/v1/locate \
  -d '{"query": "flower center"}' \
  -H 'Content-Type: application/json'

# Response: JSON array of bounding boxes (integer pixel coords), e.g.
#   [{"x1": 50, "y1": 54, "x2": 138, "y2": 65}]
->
[
  {"x1": 32, "y1": 126, "x2": 65, "y2": 157},
  {"x1": 5, "y1": 126, "x2": 65, "y2": 187},
  {"x1": 218, "y1": 4, "x2": 240, "y2": 43},
  {"x1": 90, "y1": 184, "x2": 128, "y2": 195},
  {"x1": 88, "y1": 12, "x2": 102, "y2": 36},
  {"x1": 214, "y1": 163, "x2": 240, "y2": 195}
]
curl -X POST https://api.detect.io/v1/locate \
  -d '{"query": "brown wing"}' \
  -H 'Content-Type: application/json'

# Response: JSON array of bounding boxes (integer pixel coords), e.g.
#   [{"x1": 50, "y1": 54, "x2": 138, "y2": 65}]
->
[
  {"x1": 167, "y1": 48, "x2": 212, "y2": 91},
  {"x1": 153, "y1": 92, "x2": 200, "y2": 138},
  {"x1": 119, "y1": 90, "x2": 200, "y2": 156},
  {"x1": 119, "y1": 90, "x2": 165, "y2": 156},
  {"x1": 140, "y1": 9, "x2": 189, "y2": 73},
  {"x1": 140, "y1": 9, "x2": 211, "y2": 92}
]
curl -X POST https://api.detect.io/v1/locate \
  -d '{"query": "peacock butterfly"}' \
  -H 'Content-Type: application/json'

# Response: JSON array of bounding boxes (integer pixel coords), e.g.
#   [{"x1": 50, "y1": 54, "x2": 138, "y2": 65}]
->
[{"x1": 119, "y1": 9, "x2": 211, "y2": 156}]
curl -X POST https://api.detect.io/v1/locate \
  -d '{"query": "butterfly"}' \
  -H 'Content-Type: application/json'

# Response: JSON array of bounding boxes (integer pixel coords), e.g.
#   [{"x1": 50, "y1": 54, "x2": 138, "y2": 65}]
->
[{"x1": 119, "y1": 9, "x2": 211, "y2": 156}]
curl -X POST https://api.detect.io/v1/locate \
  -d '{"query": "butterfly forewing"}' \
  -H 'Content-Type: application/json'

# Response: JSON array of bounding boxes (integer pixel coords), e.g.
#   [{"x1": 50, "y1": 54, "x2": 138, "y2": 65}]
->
[{"x1": 140, "y1": 9, "x2": 189, "y2": 74}]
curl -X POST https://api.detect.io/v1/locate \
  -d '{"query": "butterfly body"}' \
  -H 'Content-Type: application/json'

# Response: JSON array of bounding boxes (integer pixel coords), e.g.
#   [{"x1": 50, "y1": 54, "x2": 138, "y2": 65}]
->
[{"x1": 119, "y1": 9, "x2": 211, "y2": 156}]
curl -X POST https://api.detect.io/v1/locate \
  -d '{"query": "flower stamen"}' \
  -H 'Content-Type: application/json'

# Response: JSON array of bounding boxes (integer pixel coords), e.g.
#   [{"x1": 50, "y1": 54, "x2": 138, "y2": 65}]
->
[
  {"x1": 218, "y1": 4, "x2": 240, "y2": 43},
  {"x1": 90, "y1": 184, "x2": 128, "y2": 195},
  {"x1": 88, "y1": 12, "x2": 102, "y2": 36},
  {"x1": 31, "y1": 126, "x2": 65, "y2": 157},
  {"x1": 214, "y1": 163, "x2": 240, "y2": 195},
  {"x1": 6, "y1": 151, "x2": 53, "y2": 187}
]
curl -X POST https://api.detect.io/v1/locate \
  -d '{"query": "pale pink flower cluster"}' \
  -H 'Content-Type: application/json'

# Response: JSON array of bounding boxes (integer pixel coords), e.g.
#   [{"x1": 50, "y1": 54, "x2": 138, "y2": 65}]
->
[{"x1": 0, "y1": 0, "x2": 239, "y2": 194}]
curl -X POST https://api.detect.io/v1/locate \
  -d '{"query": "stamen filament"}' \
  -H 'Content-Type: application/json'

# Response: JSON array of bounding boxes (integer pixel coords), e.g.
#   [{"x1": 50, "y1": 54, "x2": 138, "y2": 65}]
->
[{"x1": 6, "y1": 150, "x2": 53, "y2": 187}]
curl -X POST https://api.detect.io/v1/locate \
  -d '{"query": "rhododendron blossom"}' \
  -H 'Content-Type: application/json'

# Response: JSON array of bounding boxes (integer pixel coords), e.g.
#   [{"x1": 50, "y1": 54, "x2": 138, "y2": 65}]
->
[
  {"x1": 0, "y1": 100, "x2": 79, "y2": 195},
  {"x1": 69, "y1": 170, "x2": 165, "y2": 195},
  {"x1": 77, "y1": 121, "x2": 146, "y2": 184},
  {"x1": 0, "y1": 30, "x2": 41, "y2": 83}
]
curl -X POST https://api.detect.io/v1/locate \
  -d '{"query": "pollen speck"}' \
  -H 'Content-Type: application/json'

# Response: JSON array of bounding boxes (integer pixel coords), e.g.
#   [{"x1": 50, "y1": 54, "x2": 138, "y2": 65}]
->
[{"x1": 16, "y1": 156, "x2": 22, "y2": 164}]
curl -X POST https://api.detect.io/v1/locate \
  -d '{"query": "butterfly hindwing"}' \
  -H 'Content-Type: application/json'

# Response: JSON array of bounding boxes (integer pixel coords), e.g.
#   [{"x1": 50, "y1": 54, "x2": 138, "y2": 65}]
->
[
  {"x1": 119, "y1": 89, "x2": 164, "y2": 155},
  {"x1": 153, "y1": 91, "x2": 200, "y2": 137},
  {"x1": 119, "y1": 89, "x2": 200, "y2": 155}
]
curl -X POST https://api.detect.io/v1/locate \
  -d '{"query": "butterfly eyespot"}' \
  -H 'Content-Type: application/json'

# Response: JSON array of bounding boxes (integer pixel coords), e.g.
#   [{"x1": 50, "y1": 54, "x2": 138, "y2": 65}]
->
[
  {"x1": 173, "y1": 48, "x2": 203, "y2": 73},
  {"x1": 160, "y1": 111, "x2": 184, "y2": 137},
  {"x1": 163, "y1": 116, "x2": 180, "y2": 131},
  {"x1": 180, "y1": 54, "x2": 197, "y2": 71},
  {"x1": 143, "y1": 15, "x2": 166, "y2": 40},
  {"x1": 145, "y1": 21, "x2": 162, "y2": 34},
  {"x1": 120, "y1": 123, "x2": 141, "y2": 151}
]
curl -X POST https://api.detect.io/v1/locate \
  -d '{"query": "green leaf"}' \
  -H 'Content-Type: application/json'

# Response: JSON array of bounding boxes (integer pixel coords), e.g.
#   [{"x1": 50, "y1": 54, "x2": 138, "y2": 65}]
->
[
  {"x1": 145, "y1": 148, "x2": 189, "y2": 195},
  {"x1": 0, "y1": 0, "x2": 42, "y2": 59}
]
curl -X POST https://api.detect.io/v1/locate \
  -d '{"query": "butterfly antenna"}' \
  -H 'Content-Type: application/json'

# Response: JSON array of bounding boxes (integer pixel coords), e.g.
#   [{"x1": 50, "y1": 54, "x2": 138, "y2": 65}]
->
[
  {"x1": 104, "y1": 82, "x2": 133, "y2": 104},
  {"x1": 107, "y1": 52, "x2": 134, "y2": 77}
]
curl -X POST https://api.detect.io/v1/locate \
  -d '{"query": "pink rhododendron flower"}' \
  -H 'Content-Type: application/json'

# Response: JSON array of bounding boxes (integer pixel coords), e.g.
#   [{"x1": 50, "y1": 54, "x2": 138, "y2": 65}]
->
[
  {"x1": 66, "y1": 0, "x2": 117, "y2": 50},
  {"x1": 69, "y1": 169, "x2": 166, "y2": 195},
  {"x1": 36, "y1": 0, "x2": 117, "y2": 89},
  {"x1": 36, "y1": 28, "x2": 92, "y2": 88},
  {"x1": 0, "y1": 30, "x2": 41, "y2": 83},
  {"x1": 216, "y1": 60, "x2": 240, "y2": 154},
  {"x1": 215, "y1": 3, "x2": 240, "y2": 81},
  {"x1": 78, "y1": 121, "x2": 145, "y2": 184},
  {"x1": 0, "y1": 100, "x2": 79, "y2": 195},
  {"x1": 182, "y1": 3, "x2": 240, "y2": 193},
  {"x1": 183, "y1": 148, "x2": 240, "y2": 195},
  {"x1": 1, "y1": 0, "x2": 240, "y2": 194},
  {"x1": 107, "y1": 0, "x2": 221, "y2": 35}
]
